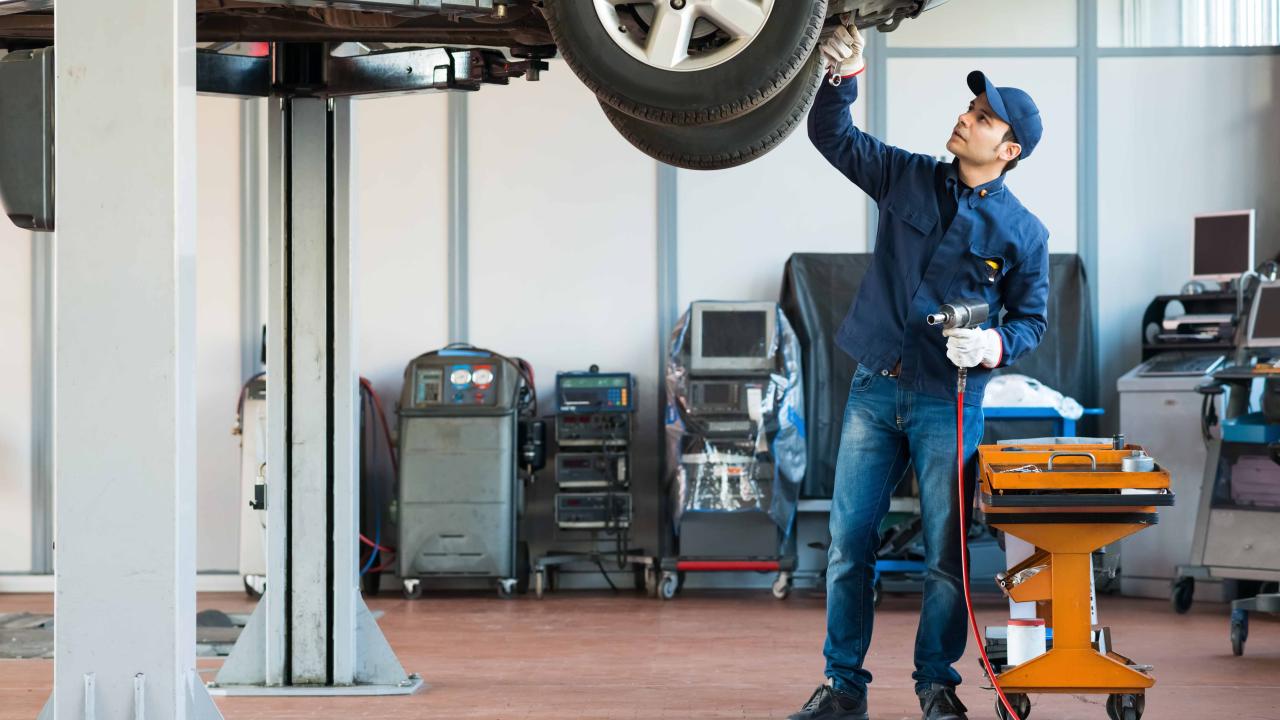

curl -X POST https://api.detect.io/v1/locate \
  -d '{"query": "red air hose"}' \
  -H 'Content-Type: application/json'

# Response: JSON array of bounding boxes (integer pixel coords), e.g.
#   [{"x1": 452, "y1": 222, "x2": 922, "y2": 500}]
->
[{"x1": 957, "y1": 384, "x2": 1022, "y2": 720}]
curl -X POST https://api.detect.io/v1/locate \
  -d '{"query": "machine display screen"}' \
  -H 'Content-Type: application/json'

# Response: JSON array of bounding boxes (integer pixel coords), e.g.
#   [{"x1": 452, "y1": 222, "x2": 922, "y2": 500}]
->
[
  {"x1": 414, "y1": 368, "x2": 443, "y2": 406},
  {"x1": 1252, "y1": 285, "x2": 1280, "y2": 343},
  {"x1": 1194, "y1": 213, "x2": 1253, "y2": 278},
  {"x1": 702, "y1": 382, "x2": 735, "y2": 405},
  {"x1": 701, "y1": 311, "x2": 768, "y2": 358}
]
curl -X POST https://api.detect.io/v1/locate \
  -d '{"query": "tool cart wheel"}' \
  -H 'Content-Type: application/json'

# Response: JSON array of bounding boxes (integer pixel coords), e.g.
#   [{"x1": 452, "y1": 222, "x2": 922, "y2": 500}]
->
[
  {"x1": 644, "y1": 564, "x2": 658, "y2": 598},
  {"x1": 1171, "y1": 576, "x2": 1194, "y2": 614},
  {"x1": 534, "y1": 569, "x2": 547, "y2": 600},
  {"x1": 401, "y1": 578, "x2": 422, "y2": 601},
  {"x1": 1231, "y1": 610, "x2": 1249, "y2": 656},
  {"x1": 873, "y1": 579, "x2": 883, "y2": 608},
  {"x1": 771, "y1": 572, "x2": 792, "y2": 600},
  {"x1": 497, "y1": 578, "x2": 518, "y2": 599},
  {"x1": 994, "y1": 693, "x2": 1031, "y2": 720},
  {"x1": 1105, "y1": 693, "x2": 1145, "y2": 720},
  {"x1": 660, "y1": 571, "x2": 680, "y2": 601}
]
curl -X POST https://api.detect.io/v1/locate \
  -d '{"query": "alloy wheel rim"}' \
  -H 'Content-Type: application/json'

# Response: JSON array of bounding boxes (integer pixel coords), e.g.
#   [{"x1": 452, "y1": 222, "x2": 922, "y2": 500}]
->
[{"x1": 591, "y1": 0, "x2": 776, "y2": 72}]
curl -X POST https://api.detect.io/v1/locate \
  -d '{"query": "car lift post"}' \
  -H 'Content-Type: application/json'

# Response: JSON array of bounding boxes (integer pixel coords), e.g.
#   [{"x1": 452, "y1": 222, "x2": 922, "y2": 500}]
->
[
  {"x1": 33, "y1": 33, "x2": 547, "y2": 714},
  {"x1": 41, "y1": 0, "x2": 223, "y2": 717},
  {"x1": 210, "y1": 41, "x2": 545, "y2": 696}
]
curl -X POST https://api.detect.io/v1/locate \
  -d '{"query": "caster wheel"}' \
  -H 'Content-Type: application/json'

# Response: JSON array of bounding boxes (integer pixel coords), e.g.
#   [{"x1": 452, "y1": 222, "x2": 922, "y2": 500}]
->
[
  {"x1": 534, "y1": 570, "x2": 546, "y2": 600},
  {"x1": 660, "y1": 572, "x2": 679, "y2": 601},
  {"x1": 873, "y1": 579, "x2": 883, "y2": 608},
  {"x1": 1171, "y1": 576, "x2": 1194, "y2": 614},
  {"x1": 771, "y1": 572, "x2": 792, "y2": 600},
  {"x1": 644, "y1": 565, "x2": 658, "y2": 598},
  {"x1": 497, "y1": 578, "x2": 517, "y2": 599},
  {"x1": 1106, "y1": 693, "x2": 1145, "y2": 720},
  {"x1": 995, "y1": 693, "x2": 1031, "y2": 720},
  {"x1": 402, "y1": 579, "x2": 422, "y2": 601},
  {"x1": 242, "y1": 575, "x2": 264, "y2": 599},
  {"x1": 1231, "y1": 613, "x2": 1248, "y2": 656}
]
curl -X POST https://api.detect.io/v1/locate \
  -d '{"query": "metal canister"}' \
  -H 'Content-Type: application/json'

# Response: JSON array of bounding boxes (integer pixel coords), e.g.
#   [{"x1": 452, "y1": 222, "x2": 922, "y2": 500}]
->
[{"x1": 1121, "y1": 450, "x2": 1155, "y2": 472}]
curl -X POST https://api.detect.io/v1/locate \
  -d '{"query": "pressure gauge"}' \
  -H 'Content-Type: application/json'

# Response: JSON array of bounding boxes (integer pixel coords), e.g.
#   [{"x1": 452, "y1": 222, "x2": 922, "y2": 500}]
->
[
  {"x1": 473, "y1": 367, "x2": 495, "y2": 386},
  {"x1": 450, "y1": 368, "x2": 473, "y2": 386}
]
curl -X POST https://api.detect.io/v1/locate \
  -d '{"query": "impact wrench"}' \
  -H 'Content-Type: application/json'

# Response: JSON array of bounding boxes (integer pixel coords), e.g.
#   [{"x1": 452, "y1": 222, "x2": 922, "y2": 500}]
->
[{"x1": 926, "y1": 300, "x2": 1023, "y2": 720}]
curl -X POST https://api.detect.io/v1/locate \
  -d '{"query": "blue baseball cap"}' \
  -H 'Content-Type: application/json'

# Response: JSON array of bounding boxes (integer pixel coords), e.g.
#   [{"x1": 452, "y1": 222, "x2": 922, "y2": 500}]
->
[{"x1": 966, "y1": 71, "x2": 1043, "y2": 160}]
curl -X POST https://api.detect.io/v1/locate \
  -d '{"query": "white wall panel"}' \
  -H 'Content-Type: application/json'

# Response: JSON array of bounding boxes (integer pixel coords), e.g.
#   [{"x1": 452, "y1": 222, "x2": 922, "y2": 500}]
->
[
  {"x1": 196, "y1": 96, "x2": 245, "y2": 571},
  {"x1": 355, "y1": 93, "x2": 451, "y2": 408},
  {"x1": 0, "y1": 229, "x2": 32, "y2": 571},
  {"x1": 888, "y1": 0, "x2": 1078, "y2": 47},
  {"x1": 468, "y1": 61, "x2": 659, "y2": 560},
  {"x1": 887, "y1": 57, "x2": 1078, "y2": 254},
  {"x1": 676, "y1": 94, "x2": 869, "y2": 310},
  {"x1": 1097, "y1": 55, "x2": 1280, "y2": 420}
]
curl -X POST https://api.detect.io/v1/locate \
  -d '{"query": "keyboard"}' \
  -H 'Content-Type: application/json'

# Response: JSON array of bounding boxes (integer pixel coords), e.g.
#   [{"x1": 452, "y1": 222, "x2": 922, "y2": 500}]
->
[{"x1": 1139, "y1": 353, "x2": 1225, "y2": 377}]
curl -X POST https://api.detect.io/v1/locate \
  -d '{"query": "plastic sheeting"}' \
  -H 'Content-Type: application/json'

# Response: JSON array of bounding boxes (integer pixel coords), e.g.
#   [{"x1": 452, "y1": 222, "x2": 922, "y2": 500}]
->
[
  {"x1": 984, "y1": 374, "x2": 1084, "y2": 420},
  {"x1": 664, "y1": 303, "x2": 806, "y2": 533},
  {"x1": 781, "y1": 253, "x2": 1096, "y2": 498}
]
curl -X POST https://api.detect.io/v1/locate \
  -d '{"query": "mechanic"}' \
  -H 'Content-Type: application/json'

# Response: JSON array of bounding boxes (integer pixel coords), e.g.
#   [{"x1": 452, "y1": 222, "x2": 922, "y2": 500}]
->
[{"x1": 787, "y1": 19, "x2": 1050, "y2": 720}]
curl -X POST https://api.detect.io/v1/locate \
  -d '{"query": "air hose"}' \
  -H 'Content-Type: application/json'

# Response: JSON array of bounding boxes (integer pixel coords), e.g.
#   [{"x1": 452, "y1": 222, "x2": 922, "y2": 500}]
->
[{"x1": 955, "y1": 367, "x2": 1021, "y2": 720}]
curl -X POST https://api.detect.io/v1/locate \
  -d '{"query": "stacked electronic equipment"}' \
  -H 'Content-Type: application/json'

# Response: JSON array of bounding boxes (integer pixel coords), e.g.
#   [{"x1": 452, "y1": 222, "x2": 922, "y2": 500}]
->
[
  {"x1": 659, "y1": 301, "x2": 805, "y2": 600},
  {"x1": 395, "y1": 344, "x2": 543, "y2": 599},
  {"x1": 533, "y1": 367, "x2": 655, "y2": 598}
]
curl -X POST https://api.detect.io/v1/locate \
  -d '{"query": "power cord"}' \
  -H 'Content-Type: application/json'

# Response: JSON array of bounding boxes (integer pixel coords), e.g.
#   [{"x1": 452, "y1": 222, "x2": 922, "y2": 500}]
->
[{"x1": 956, "y1": 376, "x2": 1022, "y2": 720}]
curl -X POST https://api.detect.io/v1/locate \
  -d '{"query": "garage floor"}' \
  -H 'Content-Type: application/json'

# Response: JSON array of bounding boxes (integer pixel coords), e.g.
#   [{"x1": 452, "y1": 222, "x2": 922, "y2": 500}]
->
[{"x1": 0, "y1": 590, "x2": 1276, "y2": 719}]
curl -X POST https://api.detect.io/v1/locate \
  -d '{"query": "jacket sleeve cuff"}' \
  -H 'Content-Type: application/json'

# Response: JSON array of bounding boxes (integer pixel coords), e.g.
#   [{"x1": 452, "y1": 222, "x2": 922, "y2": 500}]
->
[{"x1": 981, "y1": 329, "x2": 1004, "y2": 369}]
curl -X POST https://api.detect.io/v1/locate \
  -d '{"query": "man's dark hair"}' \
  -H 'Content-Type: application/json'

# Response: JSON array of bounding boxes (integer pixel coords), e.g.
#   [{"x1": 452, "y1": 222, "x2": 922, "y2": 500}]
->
[{"x1": 1002, "y1": 128, "x2": 1020, "y2": 173}]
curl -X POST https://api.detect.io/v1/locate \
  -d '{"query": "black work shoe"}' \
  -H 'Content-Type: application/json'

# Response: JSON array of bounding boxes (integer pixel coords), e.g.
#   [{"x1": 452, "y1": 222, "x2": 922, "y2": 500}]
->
[
  {"x1": 786, "y1": 684, "x2": 869, "y2": 720},
  {"x1": 918, "y1": 683, "x2": 968, "y2": 720}
]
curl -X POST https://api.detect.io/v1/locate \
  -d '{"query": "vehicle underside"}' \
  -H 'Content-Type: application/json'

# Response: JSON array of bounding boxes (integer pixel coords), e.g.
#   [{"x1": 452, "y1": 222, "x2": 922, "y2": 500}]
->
[
  {"x1": 0, "y1": 1, "x2": 931, "y2": 50},
  {"x1": 0, "y1": 0, "x2": 939, "y2": 171}
]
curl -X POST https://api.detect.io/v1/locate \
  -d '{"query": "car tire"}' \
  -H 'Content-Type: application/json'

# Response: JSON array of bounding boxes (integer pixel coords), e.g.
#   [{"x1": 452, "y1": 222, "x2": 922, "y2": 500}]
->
[
  {"x1": 544, "y1": 0, "x2": 827, "y2": 126},
  {"x1": 599, "y1": 51, "x2": 822, "y2": 170}
]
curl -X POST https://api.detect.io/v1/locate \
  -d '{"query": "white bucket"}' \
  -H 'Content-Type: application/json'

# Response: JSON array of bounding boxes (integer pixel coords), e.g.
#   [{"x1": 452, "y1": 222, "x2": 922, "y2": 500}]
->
[{"x1": 1007, "y1": 618, "x2": 1047, "y2": 666}]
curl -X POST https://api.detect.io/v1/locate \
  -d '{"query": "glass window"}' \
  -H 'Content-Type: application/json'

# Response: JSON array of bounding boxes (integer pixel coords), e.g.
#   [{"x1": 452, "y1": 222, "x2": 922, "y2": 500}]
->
[
  {"x1": 886, "y1": 0, "x2": 1078, "y2": 48},
  {"x1": 1099, "y1": 0, "x2": 1280, "y2": 47}
]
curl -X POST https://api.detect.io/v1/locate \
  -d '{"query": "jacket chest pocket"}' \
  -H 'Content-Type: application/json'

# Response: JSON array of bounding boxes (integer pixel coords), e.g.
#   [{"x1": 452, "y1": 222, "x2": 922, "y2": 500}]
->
[
  {"x1": 946, "y1": 243, "x2": 1008, "y2": 304},
  {"x1": 884, "y1": 199, "x2": 938, "y2": 237}
]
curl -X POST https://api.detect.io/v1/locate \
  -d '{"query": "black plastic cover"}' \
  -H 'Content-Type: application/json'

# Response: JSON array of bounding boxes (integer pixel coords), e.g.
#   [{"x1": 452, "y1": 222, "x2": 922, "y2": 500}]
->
[{"x1": 780, "y1": 253, "x2": 1097, "y2": 498}]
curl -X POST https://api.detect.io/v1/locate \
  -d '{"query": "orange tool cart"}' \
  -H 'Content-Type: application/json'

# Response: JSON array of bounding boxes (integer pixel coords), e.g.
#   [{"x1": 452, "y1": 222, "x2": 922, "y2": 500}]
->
[{"x1": 976, "y1": 441, "x2": 1174, "y2": 720}]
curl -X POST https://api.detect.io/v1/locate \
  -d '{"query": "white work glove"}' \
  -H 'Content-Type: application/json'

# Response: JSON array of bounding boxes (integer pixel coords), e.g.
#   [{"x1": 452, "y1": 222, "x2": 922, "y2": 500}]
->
[
  {"x1": 819, "y1": 18, "x2": 865, "y2": 81},
  {"x1": 944, "y1": 327, "x2": 1003, "y2": 369}
]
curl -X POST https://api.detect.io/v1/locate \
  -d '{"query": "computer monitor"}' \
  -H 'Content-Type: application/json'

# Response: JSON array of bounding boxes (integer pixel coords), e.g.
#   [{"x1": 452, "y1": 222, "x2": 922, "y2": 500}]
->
[
  {"x1": 1247, "y1": 282, "x2": 1280, "y2": 349},
  {"x1": 689, "y1": 301, "x2": 777, "y2": 375},
  {"x1": 1192, "y1": 210, "x2": 1255, "y2": 282}
]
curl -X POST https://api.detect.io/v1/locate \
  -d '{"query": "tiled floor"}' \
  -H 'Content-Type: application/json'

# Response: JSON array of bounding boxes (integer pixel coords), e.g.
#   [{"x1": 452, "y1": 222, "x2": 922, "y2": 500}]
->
[{"x1": 0, "y1": 589, "x2": 1276, "y2": 719}]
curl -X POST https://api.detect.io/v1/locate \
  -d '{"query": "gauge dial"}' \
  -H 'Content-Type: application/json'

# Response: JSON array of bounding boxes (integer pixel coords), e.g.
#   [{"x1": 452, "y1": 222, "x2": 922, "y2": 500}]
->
[{"x1": 449, "y1": 368, "x2": 473, "y2": 386}]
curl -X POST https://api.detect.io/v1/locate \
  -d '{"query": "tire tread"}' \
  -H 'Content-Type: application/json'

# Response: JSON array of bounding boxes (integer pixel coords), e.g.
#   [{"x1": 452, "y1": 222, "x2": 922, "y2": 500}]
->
[
  {"x1": 599, "y1": 56, "x2": 822, "y2": 170},
  {"x1": 542, "y1": 0, "x2": 828, "y2": 126}
]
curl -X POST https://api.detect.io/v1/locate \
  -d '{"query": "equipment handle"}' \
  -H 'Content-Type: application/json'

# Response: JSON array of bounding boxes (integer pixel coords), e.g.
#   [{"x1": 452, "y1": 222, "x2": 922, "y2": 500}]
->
[{"x1": 1046, "y1": 451, "x2": 1098, "y2": 471}]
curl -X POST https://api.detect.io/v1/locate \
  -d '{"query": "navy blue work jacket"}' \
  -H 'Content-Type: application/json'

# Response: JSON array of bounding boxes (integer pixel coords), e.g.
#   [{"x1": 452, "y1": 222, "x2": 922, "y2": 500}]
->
[{"x1": 807, "y1": 77, "x2": 1050, "y2": 407}]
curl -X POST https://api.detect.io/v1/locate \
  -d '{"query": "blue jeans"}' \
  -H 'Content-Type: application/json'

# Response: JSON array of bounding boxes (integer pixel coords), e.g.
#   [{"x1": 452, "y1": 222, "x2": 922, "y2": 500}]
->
[{"x1": 823, "y1": 364, "x2": 983, "y2": 696}]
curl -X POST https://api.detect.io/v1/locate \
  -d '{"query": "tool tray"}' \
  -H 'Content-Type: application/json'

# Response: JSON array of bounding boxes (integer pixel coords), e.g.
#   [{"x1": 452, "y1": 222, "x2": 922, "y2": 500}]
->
[{"x1": 979, "y1": 443, "x2": 1174, "y2": 514}]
